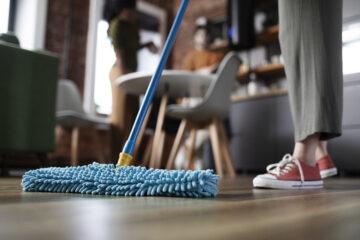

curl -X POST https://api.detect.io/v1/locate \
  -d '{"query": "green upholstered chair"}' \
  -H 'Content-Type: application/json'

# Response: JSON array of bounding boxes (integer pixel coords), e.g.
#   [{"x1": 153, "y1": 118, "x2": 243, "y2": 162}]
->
[{"x1": 0, "y1": 33, "x2": 59, "y2": 157}]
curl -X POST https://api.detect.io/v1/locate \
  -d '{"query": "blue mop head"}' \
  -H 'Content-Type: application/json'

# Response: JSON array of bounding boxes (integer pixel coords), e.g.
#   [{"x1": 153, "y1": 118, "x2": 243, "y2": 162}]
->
[{"x1": 22, "y1": 163, "x2": 219, "y2": 198}]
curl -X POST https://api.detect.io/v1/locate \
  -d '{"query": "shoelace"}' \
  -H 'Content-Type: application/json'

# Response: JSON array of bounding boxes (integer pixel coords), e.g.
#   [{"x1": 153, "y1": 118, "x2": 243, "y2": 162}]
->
[{"x1": 266, "y1": 154, "x2": 305, "y2": 182}]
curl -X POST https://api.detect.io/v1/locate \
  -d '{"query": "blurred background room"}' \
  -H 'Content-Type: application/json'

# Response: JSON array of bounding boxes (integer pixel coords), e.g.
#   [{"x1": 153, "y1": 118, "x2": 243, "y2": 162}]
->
[
  {"x1": 1, "y1": 0, "x2": 360, "y2": 175},
  {"x1": 2, "y1": 1, "x2": 360, "y2": 239}
]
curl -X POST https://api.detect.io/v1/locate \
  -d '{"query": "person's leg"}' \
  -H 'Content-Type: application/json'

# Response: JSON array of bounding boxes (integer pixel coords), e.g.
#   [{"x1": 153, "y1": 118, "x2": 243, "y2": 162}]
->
[
  {"x1": 290, "y1": 0, "x2": 342, "y2": 178},
  {"x1": 315, "y1": 141, "x2": 328, "y2": 161},
  {"x1": 253, "y1": 0, "x2": 343, "y2": 189},
  {"x1": 293, "y1": 133, "x2": 320, "y2": 167},
  {"x1": 280, "y1": 0, "x2": 343, "y2": 142}
]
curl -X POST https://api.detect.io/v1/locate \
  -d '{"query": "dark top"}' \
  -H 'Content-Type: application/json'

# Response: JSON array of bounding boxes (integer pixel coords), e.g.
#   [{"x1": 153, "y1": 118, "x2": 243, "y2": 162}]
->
[{"x1": 108, "y1": 18, "x2": 140, "y2": 72}]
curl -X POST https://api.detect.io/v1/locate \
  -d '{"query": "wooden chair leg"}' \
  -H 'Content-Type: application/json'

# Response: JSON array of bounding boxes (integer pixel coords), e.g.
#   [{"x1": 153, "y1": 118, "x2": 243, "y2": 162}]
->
[
  {"x1": 141, "y1": 136, "x2": 153, "y2": 167},
  {"x1": 48, "y1": 125, "x2": 63, "y2": 161},
  {"x1": 133, "y1": 104, "x2": 153, "y2": 163},
  {"x1": 186, "y1": 128, "x2": 197, "y2": 170},
  {"x1": 215, "y1": 119, "x2": 236, "y2": 178},
  {"x1": 155, "y1": 131, "x2": 166, "y2": 168},
  {"x1": 93, "y1": 128, "x2": 106, "y2": 163},
  {"x1": 150, "y1": 95, "x2": 168, "y2": 168},
  {"x1": 166, "y1": 120, "x2": 188, "y2": 169},
  {"x1": 208, "y1": 121, "x2": 224, "y2": 177},
  {"x1": 55, "y1": 126, "x2": 63, "y2": 147},
  {"x1": 70, "y1": 127, "x2": 80, "y2": 166}
]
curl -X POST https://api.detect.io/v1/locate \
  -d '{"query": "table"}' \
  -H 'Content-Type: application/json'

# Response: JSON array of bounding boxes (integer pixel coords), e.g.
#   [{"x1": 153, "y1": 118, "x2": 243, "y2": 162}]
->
[
  {"x1": 116, "y1": 70, "x2": 214, "y2": 168},
  {"x1": 116, "y1": 70, "x2": 213, "y2": 97}
]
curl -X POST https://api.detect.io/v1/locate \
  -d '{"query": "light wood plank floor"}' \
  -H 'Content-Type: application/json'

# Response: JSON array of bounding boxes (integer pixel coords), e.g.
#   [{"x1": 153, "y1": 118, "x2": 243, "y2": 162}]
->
[{"x1": 1, "y1": 176, "x2": 360, "y2": 240}]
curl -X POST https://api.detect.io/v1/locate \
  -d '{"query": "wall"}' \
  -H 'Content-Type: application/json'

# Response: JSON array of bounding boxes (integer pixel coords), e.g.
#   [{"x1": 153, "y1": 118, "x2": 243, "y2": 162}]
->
[
  {"x1": 343, "y1": 0, "x2": 360, "y2": 20},
  {"x1": 172, "y1": 0, "x2": 227, "y2": 69},
  {"x1": 45, "y1": 0, "x2": 90, "y2": 94}
]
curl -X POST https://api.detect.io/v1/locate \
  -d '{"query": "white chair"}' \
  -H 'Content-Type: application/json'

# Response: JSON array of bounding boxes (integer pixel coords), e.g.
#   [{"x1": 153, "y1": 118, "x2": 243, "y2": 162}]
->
[
  {"x1": 165, "y1": 52, "x2": 241, "y2": 177},
  {"x1": 56, "y1": 80, "x2": 110, "y2": 165}
]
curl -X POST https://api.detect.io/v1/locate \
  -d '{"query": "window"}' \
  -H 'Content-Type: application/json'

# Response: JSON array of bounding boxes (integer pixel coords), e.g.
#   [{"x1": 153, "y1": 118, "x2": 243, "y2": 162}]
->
[
  {"x1": 93, "y1": 19, "x2": 163, "y2": 115},
  {"x1": 93, "y1": 20, "x2": 116, "y2": 115},
  {"x1": 343, "y1": 20, "x2": 360, "y2": 75},
  {"x1": 12, "y1": 0, "x2": 48, "y2": 49},
  {"x1": 0, "y1": 0, "x2": 11, "y2": 33}
]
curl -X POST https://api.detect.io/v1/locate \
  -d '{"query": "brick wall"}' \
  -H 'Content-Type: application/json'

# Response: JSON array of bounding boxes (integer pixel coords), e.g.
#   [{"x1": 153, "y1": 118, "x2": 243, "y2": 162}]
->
[
  {"x1": 172, "y1": 0, "x2": 227, "y2": 69},
  {"x1": 45, "y1": 0, "x2": 89, "y2": 94}
]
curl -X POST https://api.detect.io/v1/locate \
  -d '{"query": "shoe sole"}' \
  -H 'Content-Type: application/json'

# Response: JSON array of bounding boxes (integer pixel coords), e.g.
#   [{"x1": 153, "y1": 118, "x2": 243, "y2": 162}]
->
[
  {"x1": 253, "y1": 177, "x2": 323, "y2": 190},
  {"x1": 320, "y1": 168, "x2": 338, "y2": 179}
]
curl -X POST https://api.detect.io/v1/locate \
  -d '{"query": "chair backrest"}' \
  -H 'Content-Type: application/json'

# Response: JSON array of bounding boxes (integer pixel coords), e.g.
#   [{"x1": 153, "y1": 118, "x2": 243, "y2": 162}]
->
[
  {"x1": 199, "y1": 52, "x2": 241, "y2": 117},
  {"x1": 56, "y1": 79, "x2": 85, "y2": 114}
]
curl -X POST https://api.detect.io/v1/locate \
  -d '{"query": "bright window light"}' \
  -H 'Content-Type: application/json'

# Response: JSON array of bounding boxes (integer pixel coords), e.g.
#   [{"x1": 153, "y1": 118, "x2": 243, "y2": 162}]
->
[
  {"x1": 94, "y1": 20, "x2": 116, "y2": 115},
  {"x1": 0, "y1": 0, "x2": 11, "y2": 33},
  {"x1": 137, "y1": 30, "x2": 161, "y2": 72},
  {"x1": 94, "y1": 21, "x2": 161, "y2": 115},
  {"x1": 343, "y1": 41, "x2": 360, "y2": 75},
  {"x1": 343, "y1": 22, "x2": 360, "y2": 75}
]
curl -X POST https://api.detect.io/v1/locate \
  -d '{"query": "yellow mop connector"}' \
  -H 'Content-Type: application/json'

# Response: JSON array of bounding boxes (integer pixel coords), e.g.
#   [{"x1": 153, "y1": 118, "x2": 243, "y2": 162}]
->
[{"x1": 117, "y1": 152, "x2": 133, "y2": 166}]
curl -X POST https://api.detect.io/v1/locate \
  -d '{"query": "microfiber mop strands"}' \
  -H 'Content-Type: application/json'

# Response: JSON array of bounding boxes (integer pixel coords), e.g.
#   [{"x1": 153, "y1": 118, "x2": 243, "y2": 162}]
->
[{"x1": 22, "y1": 163, "x2": 219, "y2": 198}]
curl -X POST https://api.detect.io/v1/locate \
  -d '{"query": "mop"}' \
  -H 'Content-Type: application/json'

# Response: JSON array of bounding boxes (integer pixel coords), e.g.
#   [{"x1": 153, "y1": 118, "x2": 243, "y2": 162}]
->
[{"x1": 22, "y1": 0, "x2": 219, "y2": 198}]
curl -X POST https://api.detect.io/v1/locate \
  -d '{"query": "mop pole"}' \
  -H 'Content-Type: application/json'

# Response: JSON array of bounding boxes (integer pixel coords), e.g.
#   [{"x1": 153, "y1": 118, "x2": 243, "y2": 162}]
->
[{"x1": 117, "y1": 0, "x2": 189, "y2": 166}]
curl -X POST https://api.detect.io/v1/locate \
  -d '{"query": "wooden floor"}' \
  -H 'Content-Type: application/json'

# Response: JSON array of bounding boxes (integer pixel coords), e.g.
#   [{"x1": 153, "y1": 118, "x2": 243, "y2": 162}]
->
[{"x1": 1, "y1": 176, "x2": 360, "y2": 240}]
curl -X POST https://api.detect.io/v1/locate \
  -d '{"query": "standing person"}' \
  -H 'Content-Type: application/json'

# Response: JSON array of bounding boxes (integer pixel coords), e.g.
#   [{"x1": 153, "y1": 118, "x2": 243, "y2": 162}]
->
[
  {"x1": 103, "y1": 0, "x2": 158, "y2": 161},
  {"x1": 253, "y1": 0, "x2": 343, "y2": 189}
]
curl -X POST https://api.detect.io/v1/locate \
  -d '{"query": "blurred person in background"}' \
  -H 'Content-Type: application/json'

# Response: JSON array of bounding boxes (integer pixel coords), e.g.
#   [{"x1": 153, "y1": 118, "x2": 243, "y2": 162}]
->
[
  {"x1": 182, "y1": 17, "x2": 225, "y2": 74},
  {"x1": 103, "y1": 0, "x2": 158, "y2": 161}
]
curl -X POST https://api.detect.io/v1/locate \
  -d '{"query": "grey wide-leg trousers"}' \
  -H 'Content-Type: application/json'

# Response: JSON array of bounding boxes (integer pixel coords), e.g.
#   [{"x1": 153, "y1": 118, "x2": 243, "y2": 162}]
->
[{"x1": 278, "y1": 0, "x2": 343, "y2": 142}]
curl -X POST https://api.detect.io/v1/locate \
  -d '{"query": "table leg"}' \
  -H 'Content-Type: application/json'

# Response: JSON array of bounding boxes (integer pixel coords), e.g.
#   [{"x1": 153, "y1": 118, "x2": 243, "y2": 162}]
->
[
  {"x1": 186, "y1": 128, "x2": 197, "y2": 170},
  {"x1": 215, "y1": 119, "x2": 236, "y2": 178},
  {"x1": 93, "y1": 128, "x2": 106, "y2": 164},
  {"x1": 166, "y1": 120, "x2": 188, "y2": 169},
  {"x1": 209, "y1": 122, "x2": 223, "y2": 177},
  {"x1": 155, "y1": 131, "x2": 166, "y2": 168},
  {"x1": 70, "y1": 127, "x2": 80, "y2": 166},
  {"x1": 142, "y1": 136, "x2": 153, "y2": 167},
  {"x1": 133, "y1": 104, "x2": 153, "y2": 164},
  {"x1": 149, "y1": 95, "x2": 168, "y2": 168}
]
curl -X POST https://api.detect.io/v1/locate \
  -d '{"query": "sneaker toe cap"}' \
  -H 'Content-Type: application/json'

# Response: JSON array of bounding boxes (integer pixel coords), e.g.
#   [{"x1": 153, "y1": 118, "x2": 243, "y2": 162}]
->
[
  {"x1": 253, "y1": 173, "x2": 276, "y2": 187},
  {"x1": 254, "y1": 173, "x2": 276, "y2": 180}
]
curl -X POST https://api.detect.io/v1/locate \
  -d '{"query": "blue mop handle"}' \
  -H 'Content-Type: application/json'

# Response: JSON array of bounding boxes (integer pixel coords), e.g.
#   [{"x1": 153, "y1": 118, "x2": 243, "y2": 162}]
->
[{"x1": 122, "y1": 0, "x2": 189, "y2": 156}]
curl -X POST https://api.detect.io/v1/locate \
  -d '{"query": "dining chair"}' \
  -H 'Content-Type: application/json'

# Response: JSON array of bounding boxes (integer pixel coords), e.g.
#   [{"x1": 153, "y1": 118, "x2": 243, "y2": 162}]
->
[
  {"x1": 165, "y1": 52, "x2": 241, "y2": 177},
  {"x1": 56, "y1": 79, "x2": 110, "y2": 165}
]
